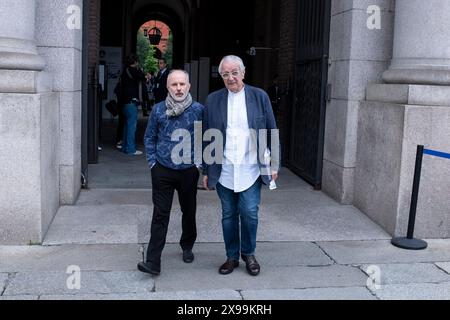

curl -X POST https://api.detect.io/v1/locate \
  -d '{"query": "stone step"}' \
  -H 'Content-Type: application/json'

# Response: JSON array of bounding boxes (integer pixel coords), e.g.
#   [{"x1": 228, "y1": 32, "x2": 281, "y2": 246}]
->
[
  {"x1": 75, "y1": 186, "x2": 339, "y2": 207},
  {"x1": 43, "y1": 200, "x2": 389, "y2": 245},
  {"x1": 44, "y1": 167, "x2": 390, "y2": 245}
]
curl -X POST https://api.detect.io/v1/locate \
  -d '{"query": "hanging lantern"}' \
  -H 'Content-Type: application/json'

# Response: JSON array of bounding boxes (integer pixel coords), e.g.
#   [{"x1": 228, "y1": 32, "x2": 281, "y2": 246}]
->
[{"x1": 148, "y1": 27, "x2": 162, "y2": 45}]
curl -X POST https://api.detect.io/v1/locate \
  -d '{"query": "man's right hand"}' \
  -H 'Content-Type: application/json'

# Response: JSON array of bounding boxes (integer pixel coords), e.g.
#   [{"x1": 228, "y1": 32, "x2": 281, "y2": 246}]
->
[{"x1": 202, "y1": 176, "x2": 210, "y2": 191}]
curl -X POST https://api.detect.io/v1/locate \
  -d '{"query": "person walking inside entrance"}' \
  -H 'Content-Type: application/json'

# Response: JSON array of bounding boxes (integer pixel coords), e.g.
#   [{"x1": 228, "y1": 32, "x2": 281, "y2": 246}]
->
[{"x1": 119, "y1": 53, "x2": 147, "y2": 155}]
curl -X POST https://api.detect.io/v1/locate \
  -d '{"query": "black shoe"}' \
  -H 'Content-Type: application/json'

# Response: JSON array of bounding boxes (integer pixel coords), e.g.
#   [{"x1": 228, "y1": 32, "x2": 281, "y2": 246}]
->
[
  {"x1": 241, "y1": 254, "x2": 260, "y2": 276},
  {"x1": 219, "y1": 259, "x2": 239, "y2": 275},
  {"x1": 183, "y1": 249, "x2": 194, "y2": 263},
  {"x1": 137, "y1": 262, "x2": 160, "y2": 275}
]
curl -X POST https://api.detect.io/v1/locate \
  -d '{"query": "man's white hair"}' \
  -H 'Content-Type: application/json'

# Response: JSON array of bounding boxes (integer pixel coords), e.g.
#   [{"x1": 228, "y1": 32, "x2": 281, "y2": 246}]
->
[{"x1": 218, "y1": 55, "x2": 246, "y2": 74}]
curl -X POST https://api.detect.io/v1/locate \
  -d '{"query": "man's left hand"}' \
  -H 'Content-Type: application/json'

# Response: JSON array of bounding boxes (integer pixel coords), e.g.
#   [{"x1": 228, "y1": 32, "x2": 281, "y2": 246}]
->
[{"x1": 271, "y1": 171, "x2": 278, "y2": 182}]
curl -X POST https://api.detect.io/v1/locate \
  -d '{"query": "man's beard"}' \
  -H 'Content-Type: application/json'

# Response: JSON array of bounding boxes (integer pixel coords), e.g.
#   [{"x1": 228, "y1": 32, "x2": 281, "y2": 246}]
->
[{"x1": 169, "y1": 91, "x2": 188, "y2": 102}]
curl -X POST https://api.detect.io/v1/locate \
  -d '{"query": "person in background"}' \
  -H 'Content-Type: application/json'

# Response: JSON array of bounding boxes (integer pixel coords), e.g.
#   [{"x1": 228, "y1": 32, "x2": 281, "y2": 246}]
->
[
  {"x1": 119, "y1": 53, "x2": 146, "y2": 155},
  {"x1": 114, "y1": 77, "x2": 125, "y2": 150},
  {"x1": 153, "y1": 58, "x2": 170, "y2": 104}
]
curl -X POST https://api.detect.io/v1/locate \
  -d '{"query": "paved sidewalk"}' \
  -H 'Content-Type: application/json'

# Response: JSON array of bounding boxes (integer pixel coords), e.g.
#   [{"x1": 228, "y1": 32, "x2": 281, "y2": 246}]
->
[
  {"x1": 1, "y1": 149, "x2": 450, "y2": 300},
  {"x1": 1, "y1": 240, "x2": 450, "y2": 300}
]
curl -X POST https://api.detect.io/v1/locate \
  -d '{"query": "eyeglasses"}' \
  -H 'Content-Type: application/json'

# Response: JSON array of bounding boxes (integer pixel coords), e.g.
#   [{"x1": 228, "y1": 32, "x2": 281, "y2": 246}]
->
[{"x1": 220, "y1": 70, "x2": 241, "y2": 79}]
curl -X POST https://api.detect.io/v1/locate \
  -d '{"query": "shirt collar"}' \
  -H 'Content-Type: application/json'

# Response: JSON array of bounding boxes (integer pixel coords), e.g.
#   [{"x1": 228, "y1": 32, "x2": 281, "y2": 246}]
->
[{"x1": 227, "y1": 85, "x2": 245, "y2": 97}]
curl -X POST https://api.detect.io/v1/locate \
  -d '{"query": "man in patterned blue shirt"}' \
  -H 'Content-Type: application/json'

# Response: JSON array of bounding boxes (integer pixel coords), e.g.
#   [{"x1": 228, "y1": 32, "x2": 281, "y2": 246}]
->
[{"x1": 138, "y1": 70, "x2": 204, "y2": 276}]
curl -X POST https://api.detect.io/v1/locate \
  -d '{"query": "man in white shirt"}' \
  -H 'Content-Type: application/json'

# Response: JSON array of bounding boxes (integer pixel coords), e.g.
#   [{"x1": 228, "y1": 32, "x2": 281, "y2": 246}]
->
[{"x1": 202, "y1": 55, "x2": 279, "y2": 276}]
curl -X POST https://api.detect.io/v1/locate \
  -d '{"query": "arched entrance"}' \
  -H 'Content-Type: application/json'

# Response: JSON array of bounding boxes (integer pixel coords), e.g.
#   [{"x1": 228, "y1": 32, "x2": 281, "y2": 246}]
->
[
  {"x1": 84, "y1": 0, "x2": 330, "y2": 191},
  {"x1": 137, "y1": 20, "x2": 173, "y2": 71}
]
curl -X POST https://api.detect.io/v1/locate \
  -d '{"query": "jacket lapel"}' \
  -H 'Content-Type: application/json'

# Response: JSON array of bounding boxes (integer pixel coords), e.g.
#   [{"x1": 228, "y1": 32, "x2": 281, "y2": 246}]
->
[
  {"x1": 219, "y1": 89, "x2": 228, "y2": 131},
  {"x1": 245, "y1": 86, "x2": 256, "y2": 129}
]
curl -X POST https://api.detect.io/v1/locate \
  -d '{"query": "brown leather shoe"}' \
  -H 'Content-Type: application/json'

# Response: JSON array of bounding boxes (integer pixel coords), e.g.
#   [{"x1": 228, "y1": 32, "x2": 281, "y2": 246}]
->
[
  {"x1": 241, "y1": 254, "x2": 260, "y2": 276},
  {"x1": 218, "y1": 259, "x2": 239, "y2": 275}
]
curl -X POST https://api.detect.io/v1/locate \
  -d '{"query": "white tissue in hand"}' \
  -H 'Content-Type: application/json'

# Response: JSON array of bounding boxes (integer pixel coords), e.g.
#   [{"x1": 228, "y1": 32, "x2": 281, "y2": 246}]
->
[{"x1": 269, "y1": 180, "x2": 277, "y2": 190}]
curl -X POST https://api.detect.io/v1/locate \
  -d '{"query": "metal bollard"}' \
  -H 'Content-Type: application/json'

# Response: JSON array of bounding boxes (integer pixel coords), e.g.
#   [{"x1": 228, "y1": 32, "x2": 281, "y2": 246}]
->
[{"x1": 391, "y1": 145, "x2": 428, "y2": 250}]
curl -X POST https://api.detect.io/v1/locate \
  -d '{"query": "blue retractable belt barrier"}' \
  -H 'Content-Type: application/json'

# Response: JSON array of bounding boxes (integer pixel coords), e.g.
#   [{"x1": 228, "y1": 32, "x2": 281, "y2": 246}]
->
[
  {"x1": 392, "y1": 145, "x2": 450, "y2": 250},
  {"x1": 423, "y1": 149, "x2": 450, "y2": 159}
]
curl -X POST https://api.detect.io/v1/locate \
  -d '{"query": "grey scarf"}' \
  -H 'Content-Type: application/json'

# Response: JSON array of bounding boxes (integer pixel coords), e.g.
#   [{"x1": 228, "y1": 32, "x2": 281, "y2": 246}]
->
[{"x1": 165, "y1": 93, "x2": 193, "y2": 117}]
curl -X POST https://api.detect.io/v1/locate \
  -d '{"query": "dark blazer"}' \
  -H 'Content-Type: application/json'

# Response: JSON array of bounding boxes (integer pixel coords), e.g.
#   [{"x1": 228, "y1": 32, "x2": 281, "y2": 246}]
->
[
  {"x1": 203, "y1": 85, "x2": 280, "y2": 189},
  {"x1": 153, "y1": 68, "x2": 169, "y2": 103},
  {"x1": 118, "y1": 66, "x2": 146, "y2": 104}
]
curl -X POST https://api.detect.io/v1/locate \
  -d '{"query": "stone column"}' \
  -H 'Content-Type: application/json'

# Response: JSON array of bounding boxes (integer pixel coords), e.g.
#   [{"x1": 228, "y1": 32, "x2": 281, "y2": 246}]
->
[
  {"x1": 323, "y1": 0, "x2": 395, "y2": 204},
  {"x1": 0, "y1": 0, "x2": 59, "y2": 244},
  {"x1": 0, "y1": 0, "x2": 45, "y2": 71},
  {"x1": 355, "y1": 0, "x2": 450, "y2": 238},
  {"x1": 383, "y1": 0, "x2": 450, "y2": 85}
]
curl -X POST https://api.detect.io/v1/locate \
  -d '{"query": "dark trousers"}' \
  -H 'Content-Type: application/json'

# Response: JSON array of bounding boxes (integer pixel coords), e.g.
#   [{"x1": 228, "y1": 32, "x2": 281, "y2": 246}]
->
[{"x1": 146, "y1": 163, "x2": 199, "y2": 268}]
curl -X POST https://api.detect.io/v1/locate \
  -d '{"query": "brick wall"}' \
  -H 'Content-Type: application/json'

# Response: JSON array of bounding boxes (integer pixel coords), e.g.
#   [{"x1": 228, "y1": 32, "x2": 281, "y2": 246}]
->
[
  {"x1": 88, "y1": 0, "x2": 101, "y2": 79},
  {"x1": 140, "y1": 21, "x2": 171, "y2": 54},
  {"x1": 278, "y1": 0, "x2": 297, "y2": 89},
  {"x1": 277, "y1": 0, "x2": 297, "y2": 164}
]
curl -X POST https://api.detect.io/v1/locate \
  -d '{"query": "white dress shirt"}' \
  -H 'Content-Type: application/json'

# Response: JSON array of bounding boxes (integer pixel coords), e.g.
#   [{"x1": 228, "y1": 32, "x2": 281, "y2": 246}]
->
[{"x1": 219, "y1": 87, "x2": 260, "y2": 192}]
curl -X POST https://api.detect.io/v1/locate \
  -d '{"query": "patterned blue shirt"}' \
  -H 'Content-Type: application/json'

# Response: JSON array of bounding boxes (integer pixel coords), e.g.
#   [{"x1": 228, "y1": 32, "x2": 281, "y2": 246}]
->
[{"x1": 144, "y1": 101, "x2": 204, "y2": 170}]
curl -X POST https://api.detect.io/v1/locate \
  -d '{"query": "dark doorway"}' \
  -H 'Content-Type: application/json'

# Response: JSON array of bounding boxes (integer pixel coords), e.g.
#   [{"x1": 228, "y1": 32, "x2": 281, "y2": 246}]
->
[
  {"x1": 81, "y1": 0, "x2": 90, "y2": 185},
  {"x1": 83, "y1": 0, "x2": 282, "y2": 188},
  {"x1": 289, "y1": 0, "x2": 331, "y2": 189}
]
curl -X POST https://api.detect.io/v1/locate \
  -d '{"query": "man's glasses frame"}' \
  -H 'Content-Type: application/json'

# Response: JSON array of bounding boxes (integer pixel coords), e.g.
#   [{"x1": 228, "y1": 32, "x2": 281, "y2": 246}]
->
[{"x1": 220, "y1": 70, "x2": 241, "y2": 79}]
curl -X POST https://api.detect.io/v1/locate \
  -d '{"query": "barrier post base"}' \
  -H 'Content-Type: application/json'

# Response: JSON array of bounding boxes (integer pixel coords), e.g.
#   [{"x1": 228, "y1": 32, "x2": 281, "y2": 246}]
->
[{"x1": 391, "y1": 237, "x2": 428, "y2": 250}]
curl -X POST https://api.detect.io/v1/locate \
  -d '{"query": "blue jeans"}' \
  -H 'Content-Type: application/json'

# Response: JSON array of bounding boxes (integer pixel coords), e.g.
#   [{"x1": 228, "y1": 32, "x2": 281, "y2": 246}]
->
[
  {"x1": 216, "y1": 178, "x2": 262, "y2": 260},
  {"x1": 122, "y1": 103, "x2": 138, "y2": 154}
]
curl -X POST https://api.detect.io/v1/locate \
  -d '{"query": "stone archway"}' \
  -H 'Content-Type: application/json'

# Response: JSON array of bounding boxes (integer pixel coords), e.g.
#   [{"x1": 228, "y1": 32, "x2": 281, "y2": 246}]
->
[{"x1": 129, "y1": 0, "x2": 189, "y2": 68}]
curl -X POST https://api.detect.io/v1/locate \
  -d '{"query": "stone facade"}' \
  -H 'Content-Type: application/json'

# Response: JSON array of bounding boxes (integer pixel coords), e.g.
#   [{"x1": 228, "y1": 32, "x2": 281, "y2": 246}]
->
[
  {"x1": 1, "y1": 0, "x2": 450, "y2": 244},
  {"x1": 0, "y1": 0, "x2": 60, "y2": 244},
  {"x1": 354, "y1": 0, "x2": 450, "y2": 237},
  {"x1": 35, "y1": 0, "x2": 83, "y2": 205},
  {"x1": 323, "y1": 0, "x2": 395, "y2": 204},
  {"x1": 88, "y1": 0, "x2": 101, "y2": 76}
]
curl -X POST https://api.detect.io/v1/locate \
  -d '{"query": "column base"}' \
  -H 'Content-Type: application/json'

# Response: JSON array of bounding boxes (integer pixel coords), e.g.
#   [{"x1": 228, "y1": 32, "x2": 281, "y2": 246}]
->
[
  {"x1": 355, "y1": 87, "x2": 450, "y2": 238},
  {"x1": 0, "y1": 69, "x2": 52, "y2": 93},
  {"x1": 0, "y1": 51, "x2": 45, "y2": 71},
  {"x1": 383, "y1": 68, "x2": 450, "y2": 86},
  {"x1": 0, "y1": 91, "x2": 60, "y2": 244},
  {"x1": 367, "y1": 83, "x2": 450, "y2": 106},
  {"x1": 322, "y1": 160, "x2": 354, "y2": 205},
  {"x1": 0, "y1": 37, "x2": 45, "y2": 71}
]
